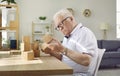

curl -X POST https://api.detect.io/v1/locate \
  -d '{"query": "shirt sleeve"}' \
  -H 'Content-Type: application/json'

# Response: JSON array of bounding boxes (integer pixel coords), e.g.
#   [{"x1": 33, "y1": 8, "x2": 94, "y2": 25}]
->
[{"x1": 76, "y1": 27, "x2": 98, "y2": 56}]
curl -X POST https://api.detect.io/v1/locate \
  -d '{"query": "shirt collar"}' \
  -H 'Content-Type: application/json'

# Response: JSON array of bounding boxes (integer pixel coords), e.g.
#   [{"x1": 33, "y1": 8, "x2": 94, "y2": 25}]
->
[
  {"x1": 71, "y1": 23, "x2": 83, "y2": 34},
  {"x1": 64, "y1": 23, "x2": 83, "y2": 39}
]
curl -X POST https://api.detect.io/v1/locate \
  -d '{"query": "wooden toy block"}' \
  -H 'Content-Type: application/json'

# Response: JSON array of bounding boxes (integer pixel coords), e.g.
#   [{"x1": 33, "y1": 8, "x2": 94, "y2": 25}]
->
[
  {"x1": 20, "y1": 42, "x2": 31, "y2": 51},
  {"x1": 41, "y1": 43, "x2": 49, "y2": 51},
  {"x1": 23, "y1": 36, "x2": 31, "y2": 51},
  {"x1": 40, "y1": 43, "x2": 51, "y2": 56},
  {"x1": 42, "y1": 34, "x2": 53, "y2": 43},
  {"x1": 24, "y1": 42, "x2": 31, "y2": 51},
  {"x1": 23, "y1": 36, "x2": 30, "y2": 42},
  {"x1": 22, "y1": 51, "x2": 34, "y2": 60}
]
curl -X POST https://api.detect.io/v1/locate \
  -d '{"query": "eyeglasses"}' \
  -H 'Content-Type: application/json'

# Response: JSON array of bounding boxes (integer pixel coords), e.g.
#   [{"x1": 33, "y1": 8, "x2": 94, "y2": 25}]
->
[{"x1": 55, "y1": 17, "x2": 70, "y2": 31}]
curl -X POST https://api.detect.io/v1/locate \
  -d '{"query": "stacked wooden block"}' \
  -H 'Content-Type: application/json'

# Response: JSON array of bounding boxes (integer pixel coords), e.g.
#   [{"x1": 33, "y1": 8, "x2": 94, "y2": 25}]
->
[
  {"x1": 20, "y1": 34, "x2": 53, "y2": 60},
  {"x1": 21, "y1": 36, "x2": 34, "y2": 60}
]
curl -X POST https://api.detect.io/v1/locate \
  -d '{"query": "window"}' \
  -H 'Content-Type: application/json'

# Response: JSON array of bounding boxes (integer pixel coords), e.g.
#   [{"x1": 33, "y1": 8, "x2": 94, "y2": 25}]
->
[{"x1": 117, "y1": 0, "x2": 120, "y2": 38}]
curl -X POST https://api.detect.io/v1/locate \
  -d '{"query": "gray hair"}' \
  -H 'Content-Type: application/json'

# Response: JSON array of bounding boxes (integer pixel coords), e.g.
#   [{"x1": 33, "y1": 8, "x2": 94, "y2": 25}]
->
[{"x1": 53, "y1": 8, "x2": 73, "y2": 21}]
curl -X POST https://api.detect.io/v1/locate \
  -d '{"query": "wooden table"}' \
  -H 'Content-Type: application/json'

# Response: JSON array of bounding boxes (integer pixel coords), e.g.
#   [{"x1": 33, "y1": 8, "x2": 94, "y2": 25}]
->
[{"x1": 0, "y1": 51, "x2": 73, "y2": 76}]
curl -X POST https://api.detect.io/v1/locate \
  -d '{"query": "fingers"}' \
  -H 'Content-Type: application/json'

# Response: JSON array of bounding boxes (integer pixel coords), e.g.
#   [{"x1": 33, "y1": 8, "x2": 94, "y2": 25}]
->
[
  {"x1": 41, "y1": 37, "x2": 62, "y2": 54},
  {"x1": 46, "y1": 43, "x2": 55, "y2": 51},
  {"x1": 48, "y1": 43, "x2": 63, "y2": 52},
  {"x1": 43, "y1": 47, "x2": 51, "y2": 54}
]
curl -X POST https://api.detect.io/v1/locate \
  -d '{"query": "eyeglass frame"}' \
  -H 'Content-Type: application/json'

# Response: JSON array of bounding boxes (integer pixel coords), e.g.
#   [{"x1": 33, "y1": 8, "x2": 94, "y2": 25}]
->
[{"x1": 55, "y1": 17, "x2": 70, "y2": 31}]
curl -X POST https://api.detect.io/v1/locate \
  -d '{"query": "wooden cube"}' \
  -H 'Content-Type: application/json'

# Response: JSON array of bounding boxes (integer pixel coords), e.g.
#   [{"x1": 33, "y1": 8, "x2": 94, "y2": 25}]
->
[
  {"x1": 22, "y1": 51, "x2": 34, "y2": 60},
  {"x1": 24, "y1": 42, "x2": 31, "y2": 51},
  {"x1": 42, "y1": 34, "x2": 53, "y2": 43},
  {"x1": 41, "y1": 43, "x2": 49, "y2": 51},
  {"x1": 23, "y1": 36, "x2": 31, "y2": 51}
]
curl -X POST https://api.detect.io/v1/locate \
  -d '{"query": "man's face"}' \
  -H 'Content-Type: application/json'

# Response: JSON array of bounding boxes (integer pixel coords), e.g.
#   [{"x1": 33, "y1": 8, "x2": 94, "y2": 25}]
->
[{"x1": 54, "y1": 17, "x2": 73, "y2": 36}]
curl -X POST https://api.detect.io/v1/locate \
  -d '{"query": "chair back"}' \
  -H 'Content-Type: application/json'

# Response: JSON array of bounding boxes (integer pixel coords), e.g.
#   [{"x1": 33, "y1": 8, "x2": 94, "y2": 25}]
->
[{"x1": 93, "y1": 49, "x2": 106, "y2": 76}]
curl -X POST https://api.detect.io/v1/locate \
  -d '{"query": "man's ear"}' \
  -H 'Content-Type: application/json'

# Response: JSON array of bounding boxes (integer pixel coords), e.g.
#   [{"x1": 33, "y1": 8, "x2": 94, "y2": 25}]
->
[
  {"x1": 70, "y1": 17, "x2": 73, "y2": 22},
  {"x1": 69, "y1": 17, "x2": 73, "y2": 21}
]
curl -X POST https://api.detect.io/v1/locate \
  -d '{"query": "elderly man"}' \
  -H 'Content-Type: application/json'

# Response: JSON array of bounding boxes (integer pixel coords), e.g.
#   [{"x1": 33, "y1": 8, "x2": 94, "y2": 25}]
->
[{"x1": 42, "y1": 8, "x2": 98, "y2": 76}]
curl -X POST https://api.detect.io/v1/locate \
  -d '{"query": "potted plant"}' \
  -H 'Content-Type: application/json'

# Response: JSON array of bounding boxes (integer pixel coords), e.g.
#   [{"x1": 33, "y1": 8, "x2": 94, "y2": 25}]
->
[
  {"x1": 1, "y1": 0, "x2": 16, "y2": 5},
  {"x1": 39, "y1": 16, "x2": 46, "y2": 21}
]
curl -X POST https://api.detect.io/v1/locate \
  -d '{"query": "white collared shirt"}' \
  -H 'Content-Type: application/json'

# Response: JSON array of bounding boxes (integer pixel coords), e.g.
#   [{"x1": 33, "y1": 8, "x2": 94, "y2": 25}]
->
[{"x1": 62, "y1": 23, "x2": 98, "y2": 75}]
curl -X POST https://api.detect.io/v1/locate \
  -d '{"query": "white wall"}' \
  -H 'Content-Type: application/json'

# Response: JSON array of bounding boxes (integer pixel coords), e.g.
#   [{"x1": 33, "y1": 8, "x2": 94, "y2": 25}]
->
[{"x1": 2, "y1": 0, "x2": 116, "y2": 41}]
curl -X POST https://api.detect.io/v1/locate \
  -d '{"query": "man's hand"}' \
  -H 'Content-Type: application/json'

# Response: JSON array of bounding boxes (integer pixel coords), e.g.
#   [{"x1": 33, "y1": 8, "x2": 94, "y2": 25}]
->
[
  {"x1": 41, "y1": 38, "x2": 64, "y2": 54},
  {"x1": 47, "y1": 39, "x2": 64, "y2": 53}
]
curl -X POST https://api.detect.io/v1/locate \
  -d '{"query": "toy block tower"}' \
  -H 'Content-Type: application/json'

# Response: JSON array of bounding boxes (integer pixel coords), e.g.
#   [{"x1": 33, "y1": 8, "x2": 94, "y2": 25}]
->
[
  {"x1": 23, "y1": 36, "x2": 31, "y2": 51},
  {"x1": 21, "y1": 36, "x2": 34, "y2": 60}
]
